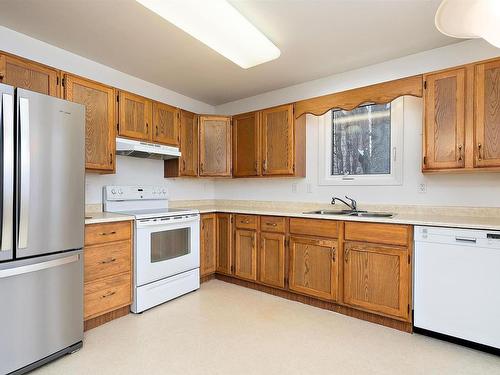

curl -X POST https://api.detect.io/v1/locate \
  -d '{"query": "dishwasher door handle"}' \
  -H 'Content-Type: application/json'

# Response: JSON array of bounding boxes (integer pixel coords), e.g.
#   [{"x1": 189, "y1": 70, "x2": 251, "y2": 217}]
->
[{"x1": 455, "y1": 237, "x2": 477, "y2": 244}]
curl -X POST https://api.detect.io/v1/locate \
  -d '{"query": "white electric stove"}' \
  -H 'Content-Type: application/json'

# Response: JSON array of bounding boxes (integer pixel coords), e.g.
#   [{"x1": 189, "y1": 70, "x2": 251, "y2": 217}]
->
[{"x1": 103, "y1": 185, "x2": 200, "y2": 313}]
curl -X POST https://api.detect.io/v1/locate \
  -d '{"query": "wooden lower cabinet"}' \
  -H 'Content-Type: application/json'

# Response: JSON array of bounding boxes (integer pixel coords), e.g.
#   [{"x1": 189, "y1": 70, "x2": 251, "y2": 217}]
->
[
  {"x1": 259, "y1": 232, "x2": 285, "y2": 288},
  {"x1": 343, "y1": 241, "x2": 410, "y2": 320},
  {"x1": 84, "y1": 221, "x2": 133, "y2": 330},
  {"x1": 289, "y1": 236, "x2": 338, "y2": 301},
  {"x1": 216, "y1": 213, "x2": 233, "y2": 274},
  {"x1": 234, "y1": 229, "x2": 258, "y2": 281},
  {"x1": 200, "y1": 213, "x2": 217, "y2": 277}
]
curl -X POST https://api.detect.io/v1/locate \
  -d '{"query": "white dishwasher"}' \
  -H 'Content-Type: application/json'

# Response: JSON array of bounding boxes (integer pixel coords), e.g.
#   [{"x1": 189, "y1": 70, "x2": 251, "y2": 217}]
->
[{"x1": 414, "y1": 226, "x2": 500, "y2": 351}]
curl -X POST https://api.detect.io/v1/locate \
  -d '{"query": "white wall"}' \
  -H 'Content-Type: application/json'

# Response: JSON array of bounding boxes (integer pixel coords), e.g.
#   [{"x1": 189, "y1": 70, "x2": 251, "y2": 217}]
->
[
  {"x1": 215, "y1": 39, "x2": 500, "y2": 115},
  {"x1": 214, "y1": 97, "x2": 500, "y2": 208},
  {"x1": 86, "y1": 156, "x2": 215, "y2": 204},
  {"x1": 0, "y1": 26, "x2": 214, "y2": 114}
]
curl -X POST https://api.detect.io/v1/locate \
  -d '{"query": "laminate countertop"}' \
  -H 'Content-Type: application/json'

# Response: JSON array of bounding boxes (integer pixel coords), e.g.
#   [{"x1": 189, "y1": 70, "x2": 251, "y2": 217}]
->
[
  {"x1": 170, "y1": 201, "x2": 500, "y2": 232},
  {"x1": 85, "y1": 212, "x2": 135, "y2": 225}
]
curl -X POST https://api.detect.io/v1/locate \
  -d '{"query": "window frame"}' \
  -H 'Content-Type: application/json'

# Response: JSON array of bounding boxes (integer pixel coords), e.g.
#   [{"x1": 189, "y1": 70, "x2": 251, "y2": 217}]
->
[{"x1": 318, "y1": 96, "x2": 404, "y2": 186}]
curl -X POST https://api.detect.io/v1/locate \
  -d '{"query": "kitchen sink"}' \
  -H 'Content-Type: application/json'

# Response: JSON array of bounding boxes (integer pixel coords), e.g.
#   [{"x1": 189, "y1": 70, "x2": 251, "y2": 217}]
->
[{"x1": 303, "y1": 210, "x2": 394, "y2": 218}]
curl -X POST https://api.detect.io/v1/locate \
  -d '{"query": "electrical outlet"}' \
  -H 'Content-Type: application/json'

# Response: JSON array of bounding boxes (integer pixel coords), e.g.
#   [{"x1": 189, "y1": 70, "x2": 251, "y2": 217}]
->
[
  {"x1": 291, "y1": 183, "x2": 298, "y2": 193},
  {"x1": 306, "y1": 183, "x2": 312, "y2": 193},
  {"x1": 418, "y1": 183, "x2": 427, "y2": 194}
]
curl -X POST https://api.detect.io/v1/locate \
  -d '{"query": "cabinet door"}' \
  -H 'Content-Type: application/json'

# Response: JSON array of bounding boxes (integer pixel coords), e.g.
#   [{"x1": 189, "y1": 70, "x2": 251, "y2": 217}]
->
[
  {"x1": 118, "y1": 91, "x2": 152, "y2": 141},
  {"x1": 475, "y1": 60, "x2": 500, "y2": 168},
  {"x1": 64, "y1": 74, "x2": 115, "y2": 172},
  {"x1": 0, "y1": 54, "x2": 59, "y2": 97},
  {"x1": 259, "y1": 232, "x2": 285, "y2": 288},
  {"x1": 234, "y1": 229, "x2": 257, "y2": 281},
  {"x1": 233, "y1": 111, "x2": 260, "y2": 176},
  {"x1": 216, "y1": 213, "x2": 233, "y2": 275},
  {"x1": 153, "y1": 101, "x2": 179, "y2": 146},
  {"x1": 343, "y1": 242, "x2": 409, "y2": 320},
  {"x1": 200, "y1": 214, "x2": 217, "y2": 277},
  {"x1": 423, "y1": 69, "x2": 466, "y2": 170},
  {"x1": 289, "y1": 236, "x2": 338, "y2": 301},
  {"x1": 199, "y1": 116, "x2": 232, "y2": 176},
  {"x1": 261, "y1": 104, "x2": 294, "y2": 175},
  {"x1": 179, "y1": 110, "x2": 199, "y2": 176}
]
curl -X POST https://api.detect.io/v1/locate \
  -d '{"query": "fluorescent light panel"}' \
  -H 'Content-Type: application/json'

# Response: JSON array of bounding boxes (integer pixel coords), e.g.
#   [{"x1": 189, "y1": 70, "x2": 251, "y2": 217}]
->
[{"x1": 136, "y1": 0, "x2": 281, "y2": 69}]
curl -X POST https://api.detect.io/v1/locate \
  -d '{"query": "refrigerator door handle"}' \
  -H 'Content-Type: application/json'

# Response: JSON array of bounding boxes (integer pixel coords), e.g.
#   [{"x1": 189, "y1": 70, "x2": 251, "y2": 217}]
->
[
  {"x1": 1, "y1": 92, "x2": 14, "y2": 252},
  {"x1": 0, "y1": 253, "x2": 80, "y2": 278},
  {"x1": 18, "y1": 97, "x2": 30, "y2": 249}
]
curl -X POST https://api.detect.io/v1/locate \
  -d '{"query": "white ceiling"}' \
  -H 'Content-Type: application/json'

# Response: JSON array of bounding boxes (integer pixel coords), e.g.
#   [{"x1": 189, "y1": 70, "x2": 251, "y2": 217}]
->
[{"x1": 0, "y1": 0, "x2": 456, "y2": 105}]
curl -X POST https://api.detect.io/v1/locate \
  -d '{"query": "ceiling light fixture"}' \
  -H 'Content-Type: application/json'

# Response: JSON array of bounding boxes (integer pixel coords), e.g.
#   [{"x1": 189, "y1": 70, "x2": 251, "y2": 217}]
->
[
  {"x1": 136, "y1": 0, "x2": 281, "y2": 69},
  {"x1": 435, "y1": 0, "x2": 500, "y2": 49}
]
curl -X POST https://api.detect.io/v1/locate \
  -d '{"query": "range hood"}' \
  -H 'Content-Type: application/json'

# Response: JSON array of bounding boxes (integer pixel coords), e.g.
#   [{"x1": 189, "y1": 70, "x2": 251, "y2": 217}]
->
[{"x1": 116, "y1": 137, "x2": 181, "y2": 160}]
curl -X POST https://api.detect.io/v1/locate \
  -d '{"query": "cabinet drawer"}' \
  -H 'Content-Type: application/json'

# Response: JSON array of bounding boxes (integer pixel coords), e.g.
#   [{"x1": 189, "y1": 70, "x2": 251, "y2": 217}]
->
[
  {"x1": 84, "y1": 273, "x2": 131, "y2": 319},
  {"x1": 234, "y1": 214, "x2": 258, "y2": 230},
  {"x1": 85, "y1": 221, "x2": 131, "y2": 246},
  {"x1": 84, "y1": 241, "x2": 131, "y2": 283},
  {"x1": 260, "y1": 216, "x2": 286, "y2": 233},
  {"x1": 344, "y1": 222, "x2": 410, "y2": 246},
  {"x1": 289, "y1": 218, "x2": 339, "y2": 238}
]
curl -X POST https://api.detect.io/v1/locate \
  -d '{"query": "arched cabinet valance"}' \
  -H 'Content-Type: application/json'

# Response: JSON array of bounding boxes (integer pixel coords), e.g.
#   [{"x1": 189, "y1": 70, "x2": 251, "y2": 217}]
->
[{"x1": 294, "y1": 75, "x2": 423, "y2": 118}]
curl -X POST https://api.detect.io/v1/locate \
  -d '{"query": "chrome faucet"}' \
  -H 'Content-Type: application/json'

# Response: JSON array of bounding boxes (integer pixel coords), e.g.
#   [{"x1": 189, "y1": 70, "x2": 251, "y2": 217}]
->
[{"x1": 331, "y1": 196, "x2": 358, "y2": 211}]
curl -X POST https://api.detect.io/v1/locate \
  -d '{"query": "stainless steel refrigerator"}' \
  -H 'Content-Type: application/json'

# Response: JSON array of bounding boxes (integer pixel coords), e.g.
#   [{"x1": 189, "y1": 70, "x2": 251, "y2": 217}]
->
[{"x1": 0, "y1": 83, "x2": 85, "y2": 375}]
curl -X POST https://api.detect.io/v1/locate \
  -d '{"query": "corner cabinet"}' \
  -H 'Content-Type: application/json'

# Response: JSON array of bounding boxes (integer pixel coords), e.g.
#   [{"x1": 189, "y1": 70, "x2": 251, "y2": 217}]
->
[
  {"x1": 118, "y1": 91, "x2": 152, "y2": 141},
  {"x1": 475, "y1": 59, "x2": 500, "y2": 168},
  {"x1": 423, "y1": 57, "x2": 500, "y2": 172},
  {"x1": 63, "y1": 74, "x2": 115, "y2": 173},
  {"x1": 0, "y1": 53, "x2": 60, "y2": 97},
  {"x1": 199, "y1": 116, "x2": 232, "y2": 177},
  {"x1": 233, "y1": 111, "x2": 260, "y2": 177}
]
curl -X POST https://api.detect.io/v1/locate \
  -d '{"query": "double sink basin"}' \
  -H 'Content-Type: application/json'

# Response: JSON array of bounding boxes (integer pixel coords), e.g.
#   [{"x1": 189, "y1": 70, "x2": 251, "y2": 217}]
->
[{"x1": 303, "y1": 209, "x2": 394, "y2": 218}]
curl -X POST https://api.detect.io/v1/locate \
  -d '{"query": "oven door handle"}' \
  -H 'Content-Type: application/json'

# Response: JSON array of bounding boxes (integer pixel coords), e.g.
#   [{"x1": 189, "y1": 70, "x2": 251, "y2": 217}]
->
[{"x1": 136, "y1": 215, "x2": 200, "y2": 228}]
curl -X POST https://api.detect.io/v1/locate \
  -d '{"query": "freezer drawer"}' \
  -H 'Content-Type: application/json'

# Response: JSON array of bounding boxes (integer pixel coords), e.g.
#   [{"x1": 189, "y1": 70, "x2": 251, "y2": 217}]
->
[{"x1": 0, "y1": 250, "x2": 83, "y2": 374}]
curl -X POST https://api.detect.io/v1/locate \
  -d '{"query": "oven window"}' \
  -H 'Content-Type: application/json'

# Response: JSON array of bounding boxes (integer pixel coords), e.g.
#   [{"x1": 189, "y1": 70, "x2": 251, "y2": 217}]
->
[{"x1": 151, "y1": 228, "x2": 190, "y2": 263}]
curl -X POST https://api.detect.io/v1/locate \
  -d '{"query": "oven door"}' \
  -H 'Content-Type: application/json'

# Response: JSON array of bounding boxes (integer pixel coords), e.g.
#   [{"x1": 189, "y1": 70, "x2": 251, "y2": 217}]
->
[{"x1": 135, "y1": 214, "x2": 200, "y2": 287}]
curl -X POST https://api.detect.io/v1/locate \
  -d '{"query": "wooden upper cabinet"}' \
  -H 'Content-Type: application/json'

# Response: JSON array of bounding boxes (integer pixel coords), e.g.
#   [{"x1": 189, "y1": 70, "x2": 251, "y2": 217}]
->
[
  {"x1": 0, "y1": 53, "x2": 59, "y2": 97},
  {"x1": 233, "y1": 111, "x2": 260, "y2": 177},
  {"x1": 259, "y1": 232, "x2": 285, "y2": 289},
  {"x1": 216, "y1": 213, "x2": 233, "y2": 275},
  {"x1": 152, "y1": 101, "x2": 179, "y2": 146},
  {"x1": 475, "y1": 60, "x2": 500, "y2": 168},
  {"x1": 261, "y1": 104, "x2": 294, "y2": 175},
  {"x1": 234, "y1": 229, "x2": 257, "y2": 281},
  {"x1": 118, "y1": 91, "x2": 152, "y2": 141},
  {"x1": 64, "y1": 74, "x2": 115, "y2": 172},
  {"x1": 178, "y1": 110, "x2": 199, "y2": 176},
  {"x1": 199, "y1": 116, "x2": 232, "y2": 177},
  {"x1": 423, "y1": 68, "x2": 466, "y2": 170},
  {"x1": 200, "y1": 214, "x2": 217, "y2": 277},
  {"x1": 289, "y1": 236, "x2": 338, "y2": 301},
  {"x1": 343, "y1": 242, "x2": 410, "y2": 321}
]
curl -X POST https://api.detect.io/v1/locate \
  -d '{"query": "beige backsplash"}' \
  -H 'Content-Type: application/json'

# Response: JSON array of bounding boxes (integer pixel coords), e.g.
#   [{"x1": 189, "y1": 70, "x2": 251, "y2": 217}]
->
[{"x1": 169, "y1": 199, "x2": 500, "y2": 218}]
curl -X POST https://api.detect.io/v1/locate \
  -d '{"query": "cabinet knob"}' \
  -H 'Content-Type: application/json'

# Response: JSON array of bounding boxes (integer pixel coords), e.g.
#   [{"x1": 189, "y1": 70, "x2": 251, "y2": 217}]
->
[{"x1": 0, "y1": 73, "x2": 4, "y2": 80}]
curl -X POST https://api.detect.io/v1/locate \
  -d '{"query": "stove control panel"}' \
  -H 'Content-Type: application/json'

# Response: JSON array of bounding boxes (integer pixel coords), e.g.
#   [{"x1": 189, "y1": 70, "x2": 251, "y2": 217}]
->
[{"x1": 104, "y1": 185, "x2": 168, "y2": 201}]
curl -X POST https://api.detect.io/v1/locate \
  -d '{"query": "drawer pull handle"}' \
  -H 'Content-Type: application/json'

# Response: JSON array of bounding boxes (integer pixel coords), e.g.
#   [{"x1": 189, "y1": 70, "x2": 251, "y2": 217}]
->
[
  {"x1": 265, "y1": 223, "x2": 277, "y2": 227},
  {"x1": 100, "y1": 258, "x2": 117, "y2": 264},
  {"x1": 102, "y1": 291, "x2": 116, "y2": 299},
  {"x1": 99, "y1": 231, "x2": 117, "y2": 236},
  {"x1": 241, "y1": 220, "x2": 250, "y2": 224}
]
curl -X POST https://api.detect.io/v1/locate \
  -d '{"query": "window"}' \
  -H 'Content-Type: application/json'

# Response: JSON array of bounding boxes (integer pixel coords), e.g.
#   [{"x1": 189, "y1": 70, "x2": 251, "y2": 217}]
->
[{"x1": 318, "y1": 96, "x2": 404, "y2": 186}]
